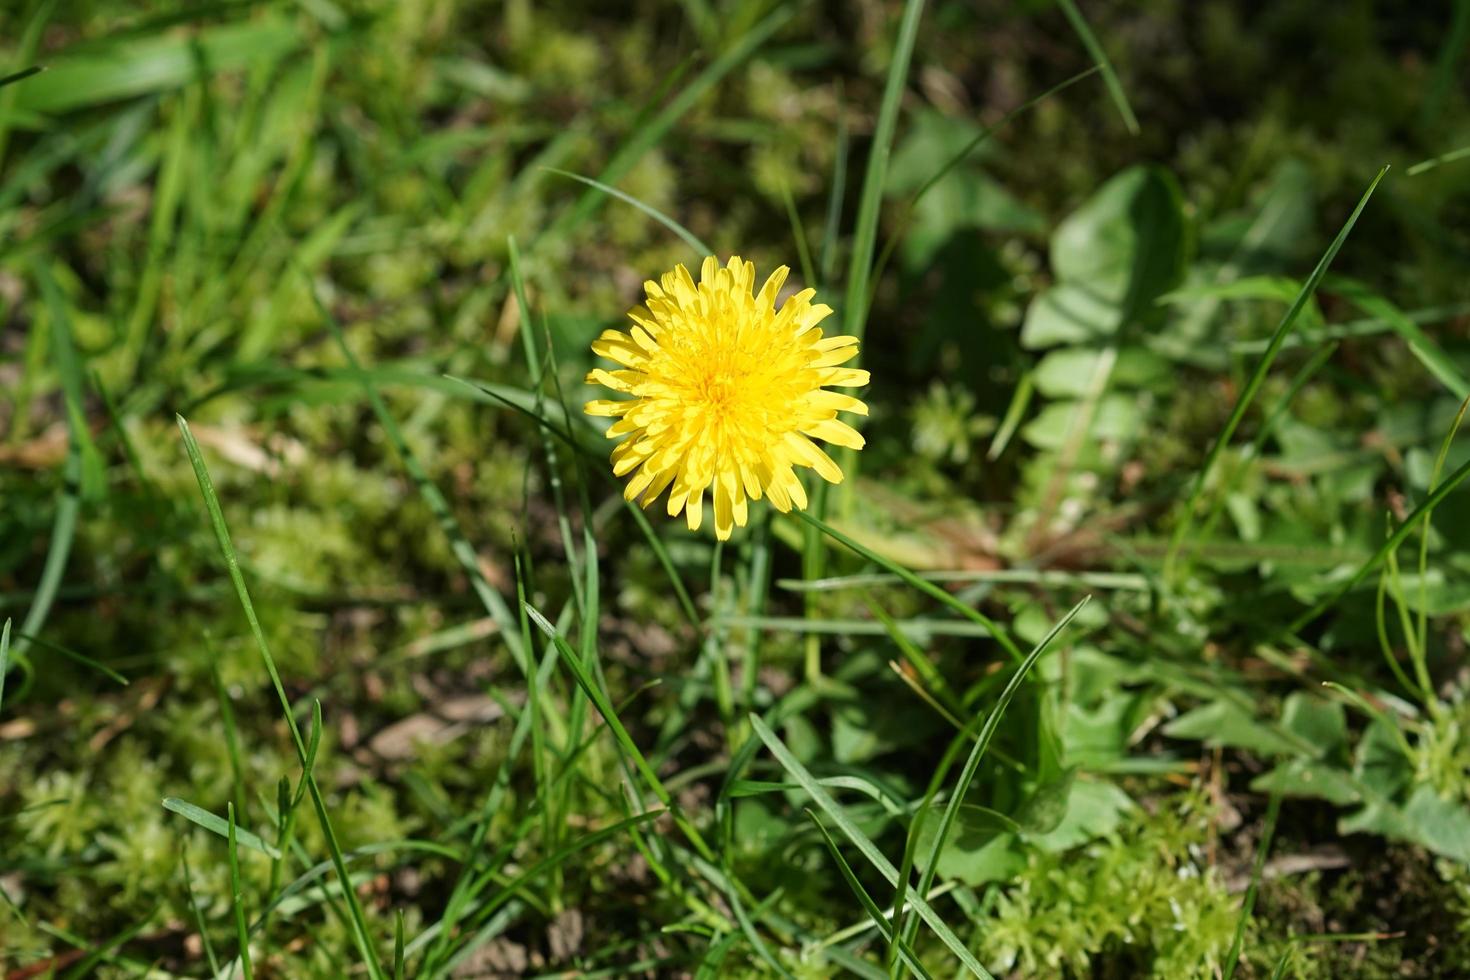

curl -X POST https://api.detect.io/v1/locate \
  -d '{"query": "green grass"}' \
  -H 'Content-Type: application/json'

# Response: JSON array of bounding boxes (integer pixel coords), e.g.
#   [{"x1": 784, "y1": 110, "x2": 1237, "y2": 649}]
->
[{"x1": 3, "y1": 2, "x2": 1470, "y2": 978}]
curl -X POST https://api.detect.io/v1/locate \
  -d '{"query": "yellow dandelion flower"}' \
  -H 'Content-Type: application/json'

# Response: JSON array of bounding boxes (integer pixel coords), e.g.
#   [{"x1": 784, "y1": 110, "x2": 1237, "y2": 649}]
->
[{"x1": 584, "y1": 255, "x2": 870, "y2": 540}]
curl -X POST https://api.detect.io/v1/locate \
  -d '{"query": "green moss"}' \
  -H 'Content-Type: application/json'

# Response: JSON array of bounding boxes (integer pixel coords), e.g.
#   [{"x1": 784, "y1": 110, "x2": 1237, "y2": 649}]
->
[{"x1": 979, "y1": 791, "x2": 1240, "y2": 978}]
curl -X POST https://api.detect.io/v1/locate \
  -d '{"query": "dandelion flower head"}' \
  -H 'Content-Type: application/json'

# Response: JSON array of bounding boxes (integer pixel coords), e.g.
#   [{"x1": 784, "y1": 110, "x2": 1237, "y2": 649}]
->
[{"x1": 585, "y1": 256, "x2": 870, "y2": 540}]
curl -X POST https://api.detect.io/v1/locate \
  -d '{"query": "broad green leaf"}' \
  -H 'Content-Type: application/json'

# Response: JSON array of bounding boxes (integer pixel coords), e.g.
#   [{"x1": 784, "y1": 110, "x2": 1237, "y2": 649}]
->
[
  {"x1": 1027, "y1": 779, "x2": 1134, "y2": 852},
  {"x1": 1021, "y1": 165, "x2": 1185, "y2": 349},
  {"x1": 1251, "y1": 759, "x2": 1360, "y2": 806},
  {"x1": 1162, "y1": 701, "x2": 1300, "y2": 757},
  {"x1": 1033, "y1": 345, "x2": 1169, "y2": 398},
  {"x1": 887, "y1": 110, "x2": 993, "y2": 192},
  {"x1": 1020, "y1": 281, "x2": 1122, "y2": 347},
  {"x1": 1353, "y1": 719, "x2": 1412, "y2": 800},
  {"x1": 912, "y1": 807, "x2": 1024, "y2": 887},
  {"x1": 1021, "y1": 393, "x2": 1143, "y2": 451},
  {"x1": 1401, "y1": 786, "x2": 1470, "y2": 862},
  {"x1": 1015, "y1": 770, "x2": 1076, "y2": 836},
  {"x1": 1340, "y1": 786, "x2": 1470, "y2": 864},
  {"x1": 900, "y1": 168, "x2": 1043, "y2": 269},
  {"x1": 1279, "y1": 693, "x2": 1347, "y2": 758}
]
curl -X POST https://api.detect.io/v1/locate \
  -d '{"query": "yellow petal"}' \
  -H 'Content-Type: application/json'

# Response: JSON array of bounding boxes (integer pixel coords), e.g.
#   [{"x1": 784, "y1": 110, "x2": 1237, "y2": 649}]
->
[
  {"x1": 584, "y1": 399, "x2": 631, "y2": 417},
  {"x1": 803, "y1": 418, "x2": 865, "y2": 450},
  {"x1": 822, "y1": 367, "x2": 870, "y2": 388}
]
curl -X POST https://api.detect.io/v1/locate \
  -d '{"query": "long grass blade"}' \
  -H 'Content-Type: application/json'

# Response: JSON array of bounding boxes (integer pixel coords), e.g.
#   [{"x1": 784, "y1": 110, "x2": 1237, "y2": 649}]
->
[
  {"x1": 1054, "y1": 0, "x2": 1138, "y2": 133},
  {"x1": 177, "y1": 415, "x2": 384, "y2": 980},
  {"x1": 227, "y1": 802, "x2": 256, "y2": 980},
  {"x1": 1331, "y1": 277, "x2": 1470, "y2": 399},
  {"x1": 181, "y1": 840, "x2": 222, "y2": 977},
  {"x1": 540, "y1": 4, "x2": 793, "y2": 245},
  {"x1": 903, "y1": 597, "x2": 1088, "y2": 965},
  {"x1": 794, "y1": 511, "x2": 1024, "y2": 662},
  {"x1": 0, "y1": 65, "x2": 44, "y2": 90},
  {"x1": 522, "y1": 602, "x2": 670, "y2": 811},
  {"x1": 14, "y1": 632, "x2": 128, "y2": 686},
  {"x1": 870, "y1": 65, "x2": 1102, "y2": 294},
  {"x1": 842, "y1": 0, "x2": 925, "y2": 345},
  {"x1": 749, "y1": 715, "x2": 994, "y2": 979},
  {"x1": 163, "y1": 798, "x2": 282, "y2": 859},
  {"x1": 309, "y1": 285, "x2": 528, "y2": 673},
  {"x1": 1222, "y1": 792, "x2": 1282, "y2": 980},
  {"x1": 1407, "y1": 143, "x2": 1470, "y2": 176},
  {"x1": 1165, "y1": 166, "x2": 1388, "y2": 577},
  {"x1": 805, "y1": 810, "x2": 936, "y2": 980},
  {"x1": 544, "y1": 168, "x2": 712, "y2": 256},
  {"x1": 1288, "y1": 455, "x2": 1470, "y2": 634}
]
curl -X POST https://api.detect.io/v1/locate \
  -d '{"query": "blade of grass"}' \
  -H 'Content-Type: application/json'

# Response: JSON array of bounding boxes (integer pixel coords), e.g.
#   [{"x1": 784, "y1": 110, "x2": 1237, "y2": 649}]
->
[
  {"x1": 1417, "y1": 398, "x2": 1468, "y2": 669},
  {"x1": 538, "y1": 3, "x2": 793, "y2": 246},
  {"x1": 748, "y1": 714, "x2": 993, "y2": 979},
  {"x1": 210, "y1": 656, "x2": 248, "y2": 817},
  {"x1": 740, "y1": 510, "x2": 774, "y2": 709},
  {"x1": 449, "y1": 808, "x2": 667, "y2": 943},
  {"x1": 56, "y1": 903, "x2": 159, "y2": 980},
  {"x1": 805, "y1": 811, "x2": 936, "y2": 980},
  {"x1": 508, "y1": 237, "x2": 584, "y2": 615},
  {"x1": 778, "y1": 178, "x2": 817, "y2": 289},
  {"x1": 227, "y1": 802, "x2": 256, "y2": 980},
  {"x1": 793, "y1": 510, "x2": 1024, "y2": 662},
  {"x1": 1288, "y1": 454, "x2": 1470, "y2": 635},
  {"x1": 869, "y1": 65, "x2": 1103, "y2": 297},
  {"x1": 267, "y1": 699, "x2": 325, "y2": 912},
  {"x1": 1165, "y1": 166, "x2": 1389, "y2": 579},
  {"x1": 177, "y1": 415, "x2": 384, "y2": 980},
  {"x1": 181, "y1": 840, "x2": 222, "y2": 977},
  {"x1": 1330, "y1": 277, "x2": 1470, "y2": 399},
  {"x1": 691, "y1": 858, "x2": 796, "y2": 980},
  {"x1": 1229, "y1": 300, "x2": 1470, "y2": 353},
  {"x1": 0, "y1": 65, "x2": 43, "y2": 89},
  {"x1": 14, "y1": 261, "x2": 100, "y2": 661},
  {"x1": 15, "y1": 632, "x2": 128, "y2": 686},
  {"x1": 308, "y1": 284, "x2": 528, "y2": 674},
  {"x1": 446, "y1": 373, "x2": 699, "y2": 626},
  {"x1": 394, "y1": 910, "x2": 406, "y2": 980},
  {"x1": 0, "y1": 0, "x2": 53, "y2": 171},
  {"x1": 1194, "y1": 342, "x2": 1340, "y2": 549},
  {"x1": 988, "y1": 367, "x2": 1034, "y2": 461},
  {"x1": 863, "y1": 593, "x2": 959, "y2": 716},
  {"x1": 817, "y1": 881, "x2": 960, "y2": 952},
  {"x1": 0, "y1": 619, "x2": 9, "y2": 716},
  {"x1": 543, "y1": 168, "x2": 712, "y2": 256},
  {"x1": 826, "y1": 0, "x2": 926, "y2": 521},
  {"x1": 163, "y1": 798, "x2": 282, "y2": 859},
  {"x1": 818, "y1": 104, "x2": 848, "y2": 287},
  {"x1": 1055, "y1": 0, "x2": 1138, "y2": 133},
  {"x1": 1407, "y1": 143, "x2": 1470, "y2": 176},
  {"x1": 781, "y1": 568, "x2": 1147, "y2": 592},
  {"x1": 718, "y1": 614, "x2": 1005, "y2": 641},
  {"x1": 899, "y1": 597, "x2": 1087, "y2": 969},
  {"x1": 523, "y1": 600, "x2": 716, "y2": 861},
  {"x1": 1222, "y1": 792, "x2": 1282, "y2": 980},
  {"x1": 1420, "y1": 0, "x2": 1470, "y2": 126},
  {"x1": 842, "y1": 0, "x2": 924, "y2": 346},
  {"x1": 124, "y1": 80, "x2": 192, "y2": 382}
]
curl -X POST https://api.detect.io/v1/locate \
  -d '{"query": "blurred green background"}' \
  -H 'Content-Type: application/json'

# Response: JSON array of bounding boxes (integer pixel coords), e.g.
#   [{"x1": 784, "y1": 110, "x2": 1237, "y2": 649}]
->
[{"x1": 3, "y1": 1, "x2": 1470, "y2": 977}]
